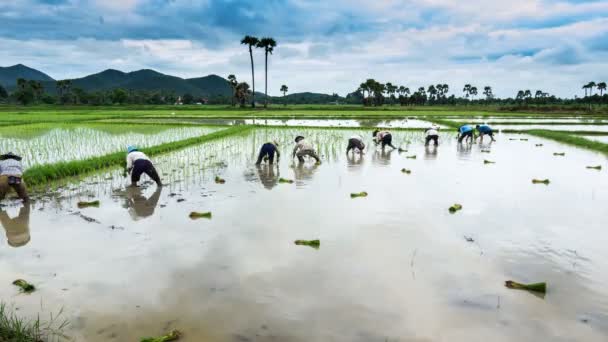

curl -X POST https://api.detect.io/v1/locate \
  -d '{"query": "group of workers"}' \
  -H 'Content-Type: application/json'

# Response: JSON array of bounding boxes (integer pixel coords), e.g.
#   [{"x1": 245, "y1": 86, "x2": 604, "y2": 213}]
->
[{"x1": 0, "y1": 123, "x2": 496, "y2": 201}]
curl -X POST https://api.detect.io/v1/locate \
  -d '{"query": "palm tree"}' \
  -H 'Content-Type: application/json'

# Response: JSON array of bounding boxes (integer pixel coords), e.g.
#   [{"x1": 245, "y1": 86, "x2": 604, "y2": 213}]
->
[
  {"x1": 587, "y1": 81, "x2": 597, "y2": 96},
  {"x1": 483, "y1": 86, "x2": 493, "y2": 100},
  {"x1": 427, "y1": 85, "x2": 437, "y2": 101},
  {"x1": 516, "y1": 90, "x2": 525, "y2": 101},
  {"x1": 235, "y1": 82, "x2": 251, "y2": 107},
  {"x1": 442, "y1": 84, "x2": 449, "y2": 97},
  {"x1": 582, "y1": 84, "x2": 589, "y2": 97},
  {"x1": 463, "y1": 84, "x2": 471, "y2": 99},
  {"x1": 280, "y1": 84, "x2": 288, "y2": 106},
  {"x1": 256, "y1": 37, "x2": 277, "y2": 108},
  {"x1": 598, "y1": 82, "x2": 607, "y2": 96},
  {"x1": 241, "y1": 35, "x2": 260, "y2": 108},
  {"x1": 524, "y1": 89, "x2": 532, "y2": 101},
  {"x1": 535, "y1": 90, "x2": 543, "y2": 99},
  {"x1": 227, "y1": 74, "x2": 238, "y2": 107},
  {"x1": 470, "y1": 86, "x2": 478, "y2": 100}
]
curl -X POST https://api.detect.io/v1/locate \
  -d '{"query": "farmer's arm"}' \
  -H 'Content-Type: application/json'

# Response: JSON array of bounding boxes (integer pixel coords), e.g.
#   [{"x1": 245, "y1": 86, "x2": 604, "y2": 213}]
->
[{"x1": 292, "y1": 144, "x2": 299, "y2": 158}]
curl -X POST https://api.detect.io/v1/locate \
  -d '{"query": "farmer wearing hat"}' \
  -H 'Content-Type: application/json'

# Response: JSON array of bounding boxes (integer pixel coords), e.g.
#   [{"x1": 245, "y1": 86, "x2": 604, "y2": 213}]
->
[
  {"x1": 476, "y1": 124, "x2": 496, "y2": 143},
  {"x1": 255, "y1": 141, "x2": 281, "y2": 165},
  {"x1": 425, "y1": 125, "x2": 440, "y2": 146},
  {"x1": 0, "y1": 202, "x2": 31, "y2": 248},
  {"x1": 126, "y1": 146, "x2": 162, "y2": 187},
  {"x1": 292, "y1": 136, "x2": 321, "y2": 164},
  {"x1": 346, "y1": 134, "x2": 365, "y2": 154},
  {"x1": 0, "y1": 152, "x2": 28, "y2": 201},
  {"x1": 372, "y1": 130, "x2": 397, "y2": 150}
]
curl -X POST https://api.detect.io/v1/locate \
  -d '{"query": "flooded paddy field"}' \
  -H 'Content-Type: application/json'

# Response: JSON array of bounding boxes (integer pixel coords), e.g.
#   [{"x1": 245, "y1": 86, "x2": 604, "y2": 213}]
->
[
  {"x1": 491, "y1": 124, "x2": 608, "y2": 133},
  {"x1": 0, "y1": 123, "x2": 223, "y2": 167},
  {"x1": 1, "y1": 126, "x2": 607, "y2": 341}
]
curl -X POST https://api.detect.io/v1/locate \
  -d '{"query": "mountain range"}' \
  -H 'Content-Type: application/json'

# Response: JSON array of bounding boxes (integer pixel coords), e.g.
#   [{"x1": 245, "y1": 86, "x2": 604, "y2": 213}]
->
[{"x1": 0, "y1": 64, "x2": 341, "y2": 101}]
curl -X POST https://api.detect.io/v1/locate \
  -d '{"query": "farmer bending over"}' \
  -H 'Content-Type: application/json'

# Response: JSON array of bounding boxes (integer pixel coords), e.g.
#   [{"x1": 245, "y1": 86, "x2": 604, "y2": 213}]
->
[
  {"x1": 0, "y1": 152, "x2": 28, "y2": 202},
  {"x1": 126, "y1": 146, "x2": 162, "y2": 187},
  {"x1": 292, "y1": 136, "x2": 321, "y2": 164},
  {"x1": 476, "y1": 124, "x2": 496, "y2": 143},
  {"x1": 457, "y1": 124, "x2": 475, "y2": 143},
  {"x1": 425, "y1": 125, "x2": 440, "y2": 146},
  {"x1": 256, "y1": 141, "x2": 280, "y2": 165},
  {"x1": 373, "y1": 130, "x2": 397, "y2": 150},
  {"x1": 346, "y1": 134, "x2": 365, "y2": 154}
]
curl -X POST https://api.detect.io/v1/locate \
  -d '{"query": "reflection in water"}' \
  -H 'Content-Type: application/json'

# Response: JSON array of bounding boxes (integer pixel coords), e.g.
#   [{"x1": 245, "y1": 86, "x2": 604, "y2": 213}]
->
[
  {"x1": 292, "y1": 162, "x2": 319, "y2": 184},
  {"x1": 424, "y1": 145, "x2": 438, "y2": 160},
  {"x1": 372, "y1": 149, "x2": 393, "y2": 166},
  {"x1": 0, "y1": 202, "x2": 31, "y2": 247},
  {"x1": 457, "y1": 142, "x2": 473, "y2": 159},
  {"x1": 256, "y1": 164, "x2": 280, "y2": 190},
  {"x1": 124, "y1": 186, "x2": 162, "y2": 221},
  {"x1": 346, "y1": 152, "x2": 365, "y2": 171}
]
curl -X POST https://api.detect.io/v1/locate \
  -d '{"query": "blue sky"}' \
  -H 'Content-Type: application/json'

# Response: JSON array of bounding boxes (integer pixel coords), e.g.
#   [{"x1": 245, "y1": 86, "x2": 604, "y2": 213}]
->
[{"x1": 1, "y1": 0, "x2": 607, "y2": 97}]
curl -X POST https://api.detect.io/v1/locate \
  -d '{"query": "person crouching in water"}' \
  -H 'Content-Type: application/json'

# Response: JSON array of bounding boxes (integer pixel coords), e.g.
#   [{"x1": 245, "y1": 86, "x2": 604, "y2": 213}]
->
[
  {"x1": 292, "y1": 136, "x2": 321, "y2": 164},
  {"x1": 346, "y1": 134, "x2": 365, "y2": 154},
  {"x1": 372, "y1": 130, "x2": 397, "y2": 150},
  {"x1": 126, "y1": 146, "x2": 162, "y2": 187},
  {"x1": 0, "y1": 152, "x2": 28, "y2": 202},
  {"x1": 476, "y1": 124, "x2": 496, "y2": 143},
  {"x1": 425, "y1": 125, "x2": 440, "y2": 146},
  {"x1": 256, "y1": 141, "x2": 280, "y2": 165},
  {"x1": 457, "y1": 124, "x2": 475, "y2": 143}
]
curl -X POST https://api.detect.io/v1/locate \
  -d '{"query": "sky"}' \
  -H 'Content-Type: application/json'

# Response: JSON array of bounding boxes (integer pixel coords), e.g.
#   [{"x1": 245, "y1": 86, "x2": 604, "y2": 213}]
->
[{"x1": 1, "y1": 0, "x2": 608, "y2": 98}]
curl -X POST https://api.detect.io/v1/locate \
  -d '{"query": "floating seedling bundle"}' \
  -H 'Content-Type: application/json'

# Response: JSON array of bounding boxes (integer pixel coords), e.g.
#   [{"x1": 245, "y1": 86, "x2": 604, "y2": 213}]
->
[
  {"x1": 350, "y1": 192, "x2": 368, "y2": 198},
  {"x1": 12, "y1": 279, "x2": 35, "y2": 293},
  {"x1": 406, "y1": 155, "x2": 417, "y2": 159},
  {"x1": 77, "y1": 200, "x2": 100, "y2": 208},
  {"x1": 586, "y1": 165, "x2": 602, "y2": 170},
  {"x1": 481, "y1": 149, "x2": 491, "y2": 153},
  {"x1": 401, "y1": 168, "x2": 411, "y2": 174},
  {"x1": 483, "y1": 160, "x2": 495, "y2": 164},
  {"x1": 214, "y1": 176, "x2": 226, "y2": 184},
  {"x1": 449, "y1": 204, "x2": 463, "y2": 213},
  {"x1": 294, "y1": 239, "x2": 320, "y2": 249},
  {"x1": 140, "y1": 329, "x2": 182, "y2": 342},
  {"x1": 553, "y1": 152, "x2": 565, "y2": 156},
  {"x1": 189, "y1": 211, "x2": 212, "y2": 219},
  {"x1": 532, "y1": 179, "x2": 550, "y2": 185},
  {"x1": 279, "y1": 178, "x2": 294, "y2": 184},
  {"x1": 535, "y1": 144, "x2": 543, "y2": 147},
  {"x1": 505, "y1": 280, "x2": 546, "y2": 293}
]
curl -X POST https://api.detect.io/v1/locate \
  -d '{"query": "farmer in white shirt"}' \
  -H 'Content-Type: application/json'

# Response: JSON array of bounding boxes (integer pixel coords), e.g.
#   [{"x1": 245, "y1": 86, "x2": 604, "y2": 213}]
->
[
  {"x1": 292, "y1": 136, "x2": 321, "y2": 164},
  {"x1": 346, "y1": 134, "x2": 365, "y2": 154},
  {"x1": 425, "y1": 125, "x2": 440, "y2": 146},
  {"x1": 372, "y1": 130, "x2": 397, "y2": 150},
  {"x1": 126, "y1": 146, "x2": 162, "y2": 187}
]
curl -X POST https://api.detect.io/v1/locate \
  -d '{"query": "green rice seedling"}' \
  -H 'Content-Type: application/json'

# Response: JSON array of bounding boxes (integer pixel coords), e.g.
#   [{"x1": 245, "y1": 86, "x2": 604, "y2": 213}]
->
[
  {"x1": 0, "y1": 302, "x2": 69, "y2": 341},
  {"x1": 520, "y1": 138, "x2": 529, "y2": 141},
  {"x1": 505, "y1": 280, "x2": 546, "y2": 293},
  {"x1": 294, "y1": 240, "x2": 320, "y2": 249},
  {"x1": 12, "y1": 279, "x2": 35, "y2": 293},
  {"x1": 449, "y1": 204, "x2": 463, "y2": 213},
  {"x1": 140, "y1": 329, "x2": 182, "y2": 342},
  {"x1": 401, "y1": 168, "x2": 411, "y2": 174},
  {"x1": 398, "y1": 148, "x2": 408, "y2": 152},
  {"x1": 214, "y1": 176, "x2": 226, "y2": 184},
  {"x1": 509, "y1": 138, "x2": 517, "y2": 141},
  {"x1": 481, "y1": 149, "x2": 491, "y2": 153},
  {"x1": 484, "y1": 160, "x2": 495, "y2": 164},
  {"x1": 279, "y1": 178, "x2": 294, "y2": 184},
  {"x1": 189, "y1": 212, "x2": 212, "y2": 219},
  {"x1": 77, "y1": 200, "x2": 100, "y2": 208},
  {"x1": 532, "y1": 179, "x2": 550, "y2": 185},
  {"x1": 535, "y1": 144, "x2": 543, "y2": 147},
  {"x1": 406, "y1": 155, "x2": 417, "y2": 159},
  {"x1": 553, "y1": 152, "x2": 565, "y2": 156},
  {"x1": 586, "y1": 165, "x2": 602, "y2": 170},
  {"x1": 350, "y1": 192, "x2": 368, "y2": 198}
]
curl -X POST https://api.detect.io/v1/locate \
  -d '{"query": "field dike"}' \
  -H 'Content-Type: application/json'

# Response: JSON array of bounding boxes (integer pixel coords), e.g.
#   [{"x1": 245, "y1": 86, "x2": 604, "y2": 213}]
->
[
  {"x1": 23, "y1": 125, "x2": 252, "y2": 187},
  {"x1": 526, "y1": 130, "x2": 608, "y2": 155}
]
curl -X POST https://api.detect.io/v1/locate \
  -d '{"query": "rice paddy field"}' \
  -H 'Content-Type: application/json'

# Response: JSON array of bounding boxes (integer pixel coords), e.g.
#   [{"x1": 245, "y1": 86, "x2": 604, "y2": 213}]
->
[{"x1": 0, "y1": 108, "x2": 607, "y2": 342}]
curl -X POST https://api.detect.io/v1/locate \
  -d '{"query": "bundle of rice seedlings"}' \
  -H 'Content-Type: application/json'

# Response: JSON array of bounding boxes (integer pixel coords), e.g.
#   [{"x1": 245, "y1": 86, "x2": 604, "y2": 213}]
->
[
  {"x1": 12, "y1": 279, "x2": 35, "y2": 293},
  {"x1": 77, "y1": 200, "x2": 100, "y2": 208},
  {"x1": 294, "y1": 240, "x2": 320, "y2": 249},
  {"x1": 189, "y1": 212, "x2": 212, "y2": 219},
  {"x1": 140, "y1": 329, "x2": 182, "y2": 342},
  {"x1": 505, "y1": 280, "x2": 546, "y2": 293},
  {"x1": 350, "y1": 192, "x2": 368, "y2": 198},
  {"x1": 449, "y1": 204, "x2": 463, "y2": 213},
  {"x1": 532, "y1": 179, "x2": 550, "y2": 185}
]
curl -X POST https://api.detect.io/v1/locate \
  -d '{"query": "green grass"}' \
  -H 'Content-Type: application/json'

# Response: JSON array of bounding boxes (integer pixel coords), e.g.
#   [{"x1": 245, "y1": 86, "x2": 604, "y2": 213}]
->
[
  {"x1": 0, "y1": 303, "x2": 69, "y2": 342},
  {"x1": 24, "y1": 126, "x2": 252, "y2": 186},
  {"x1": 526, "y1": 130, "x2": 608, "y2": 155}
]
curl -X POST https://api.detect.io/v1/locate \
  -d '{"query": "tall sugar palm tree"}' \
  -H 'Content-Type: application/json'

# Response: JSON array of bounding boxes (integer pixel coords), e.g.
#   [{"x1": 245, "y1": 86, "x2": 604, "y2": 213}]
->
[
  {"x1": 470, "y1": 86, "x2": 478, "y2": 100},
  {"x1": 280, "y1": 84, "x2": 288, "y2": 106},
  {"x1": 463, "y1": 84, "x2": 471, "y2": 99},
  {"x1": 227, "y1": 74, "x2": 238, "y2": 107},
  {"x1": 598, "y1": 82, "x2": 607, "y2": 96},
  {"x1": 582, "y1": 84, "x2": 589, "y2": 97},
  {"x1": 257, "y1": 37, "x2": 277, "y2": 108},
  {"x1": 483, "y1": 86, "x2": 492, "y2": 100},
  {"x1": 241, "y1": 35, "x2": 260, "y2": 108},
  {"x1": 588, "y1": 81, "x2": 597, "y2": 96}
]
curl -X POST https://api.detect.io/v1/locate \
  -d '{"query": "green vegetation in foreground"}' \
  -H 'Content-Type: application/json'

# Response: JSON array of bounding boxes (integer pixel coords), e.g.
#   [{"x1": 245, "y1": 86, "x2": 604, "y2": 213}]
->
[
  {"x1": 140, "y1": 329, "x2": 182, "y2": 342},
  {"x1": 526, "y1": 130, "x2": 608, "y2": 155},
  {"x1": 23, "y1": 126, "x2": 252, "y2": 187},
  {"x1": 0, "y1": 303, "x2": 68, "y2": 342}
]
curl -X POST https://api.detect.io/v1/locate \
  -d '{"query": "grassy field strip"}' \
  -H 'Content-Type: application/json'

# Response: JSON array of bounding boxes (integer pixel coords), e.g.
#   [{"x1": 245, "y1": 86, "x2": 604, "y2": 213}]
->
[
  {"x1": 525, "y1": 130, "x2": 608, "y2": 155},
  {"x1": 23, "y1": 126, "x2": 252, "y2": 187}
]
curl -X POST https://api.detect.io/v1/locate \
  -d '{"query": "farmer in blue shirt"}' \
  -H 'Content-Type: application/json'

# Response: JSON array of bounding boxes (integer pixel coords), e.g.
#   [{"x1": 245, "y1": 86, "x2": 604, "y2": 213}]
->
[
  {"x1": 457, "y1": 124, "x2": 474, "y2": 143},
  {"x1": 476, "y1": 124, "x2": 496, "y2": 142}
]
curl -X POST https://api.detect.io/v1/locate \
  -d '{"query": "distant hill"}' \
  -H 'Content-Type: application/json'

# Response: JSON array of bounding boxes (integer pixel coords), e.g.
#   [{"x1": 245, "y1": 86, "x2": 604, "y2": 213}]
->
[{"x1": 0, "y1": 64, "x2": 55, "y2": 89}]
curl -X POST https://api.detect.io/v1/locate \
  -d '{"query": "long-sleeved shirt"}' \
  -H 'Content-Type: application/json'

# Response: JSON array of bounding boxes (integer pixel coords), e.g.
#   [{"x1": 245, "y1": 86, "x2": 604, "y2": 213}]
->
[
  {"x1": 374, "y1": 131, "x2": 390, "y2": 143},
  {"x1": 0, "y1": 159, "x2": 24, "y2": 176},
  {"x1": 459, "y1": 125, "x2": 473, "y2": 134},
  {"x1": 126, "y1": 151, "x2": 151, "y2": 169},
  {"x1": 477, "y1": 124, "x2": 492, "y2": 133},
  {"x1": 425, "y1": 127, "x2": 439, "y2": 136},
  {"x1": 292, "y1": 139, "x2": 314, "y2": 156}
]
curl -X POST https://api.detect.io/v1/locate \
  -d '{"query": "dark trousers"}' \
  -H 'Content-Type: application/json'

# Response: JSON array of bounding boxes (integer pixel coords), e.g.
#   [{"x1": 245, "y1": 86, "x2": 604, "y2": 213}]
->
[
  {"x1": 256, "y1": 143, "x2": 277, "y2": 164},
  {"x1": 346, "y1": 138, "x2": 364, "y2": 153},
  {"x1": 381, "y1": 134, "x2": 395, "y2": 149},
  {"x1": 131, "y1": 159, "x2": 161, "y2": 185},
  {"x1": 425, "y1": 135, "x2": 439, "y2": 146},
  {"x1": 458, "y1": 131, "x2": 473, "y2": 143}
]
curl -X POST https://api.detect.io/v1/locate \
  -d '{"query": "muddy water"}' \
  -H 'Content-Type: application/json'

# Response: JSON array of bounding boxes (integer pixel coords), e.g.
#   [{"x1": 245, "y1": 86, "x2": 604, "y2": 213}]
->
[
  {"x1": 1, "y1": 129, "x2": 608, "y2": 341},
  {"x1": 492, "y1": 124, "x2": 608, "y2": 132}
]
